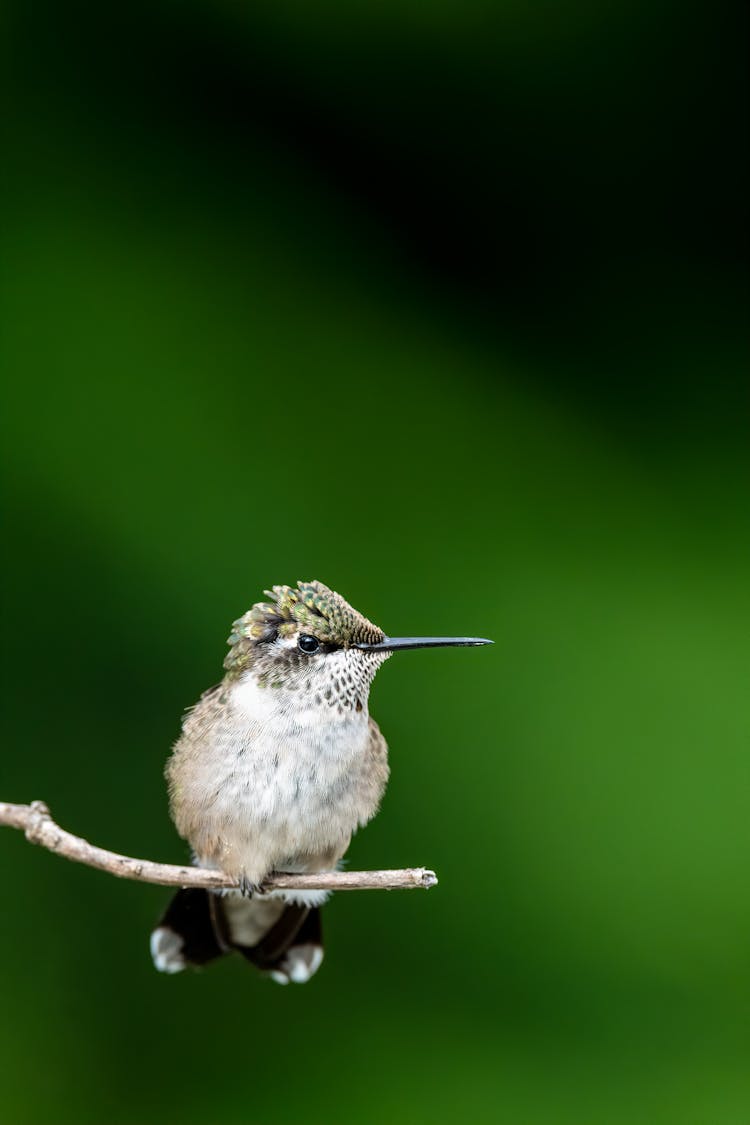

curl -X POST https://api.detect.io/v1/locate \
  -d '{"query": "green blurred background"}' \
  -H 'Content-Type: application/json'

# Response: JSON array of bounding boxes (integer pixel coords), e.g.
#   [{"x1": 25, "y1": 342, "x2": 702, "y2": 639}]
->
[{"x1": 2, "y1": 1, "x2": 748, "y2": 1122}]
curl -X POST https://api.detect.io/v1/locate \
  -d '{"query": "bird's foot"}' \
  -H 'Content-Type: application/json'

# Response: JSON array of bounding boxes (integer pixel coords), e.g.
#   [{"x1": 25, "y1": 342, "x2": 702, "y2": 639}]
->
[{"x1": 237, "y1": 873, "x2": 264, "y2": 898}]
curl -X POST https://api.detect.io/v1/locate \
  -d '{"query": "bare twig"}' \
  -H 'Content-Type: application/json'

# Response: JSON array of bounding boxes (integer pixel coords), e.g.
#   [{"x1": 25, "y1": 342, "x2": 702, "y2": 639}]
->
[{"x1": 0, "y1": 801, "x2": 438, "y2": 891}]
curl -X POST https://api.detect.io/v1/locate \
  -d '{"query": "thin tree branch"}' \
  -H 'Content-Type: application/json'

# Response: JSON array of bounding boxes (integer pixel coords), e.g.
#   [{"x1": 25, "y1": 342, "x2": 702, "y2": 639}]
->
[{"x1": 0, "y1": 800, "x2": 438, "y2": 891}]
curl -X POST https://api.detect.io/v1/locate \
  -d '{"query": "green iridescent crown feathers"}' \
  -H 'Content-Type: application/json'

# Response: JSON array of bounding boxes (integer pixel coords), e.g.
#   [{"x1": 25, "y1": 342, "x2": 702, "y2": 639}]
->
[{"x1": 224, "y1": 581, "x2": 385, "y2": 673}]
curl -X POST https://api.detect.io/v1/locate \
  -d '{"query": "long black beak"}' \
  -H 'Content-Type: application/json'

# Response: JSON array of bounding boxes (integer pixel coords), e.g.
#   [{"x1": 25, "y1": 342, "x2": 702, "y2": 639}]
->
[{"x1": 355, "y1": 636, "x2": 493, "y2": 652}]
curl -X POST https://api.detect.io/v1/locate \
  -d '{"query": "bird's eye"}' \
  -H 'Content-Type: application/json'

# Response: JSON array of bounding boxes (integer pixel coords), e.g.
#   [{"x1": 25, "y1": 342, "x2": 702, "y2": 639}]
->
[{"x1": 297, "y1": 634, "x2": 320, "y2": 655}]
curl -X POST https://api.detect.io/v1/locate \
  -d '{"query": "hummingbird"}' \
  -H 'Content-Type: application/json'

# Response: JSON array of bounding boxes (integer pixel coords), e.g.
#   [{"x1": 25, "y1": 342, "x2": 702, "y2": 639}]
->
[{"x1": 151, "y1": 580, "x2": 491, "y2": 983}]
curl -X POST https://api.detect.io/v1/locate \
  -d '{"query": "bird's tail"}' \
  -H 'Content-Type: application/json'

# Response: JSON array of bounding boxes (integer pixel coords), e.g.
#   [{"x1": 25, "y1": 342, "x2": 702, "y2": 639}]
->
[{"x1": 150, "y1": 889, "x2": 324, "y2": 984}]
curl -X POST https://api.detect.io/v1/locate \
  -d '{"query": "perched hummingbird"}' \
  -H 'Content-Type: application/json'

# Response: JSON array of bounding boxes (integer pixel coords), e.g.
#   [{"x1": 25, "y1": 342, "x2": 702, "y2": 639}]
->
[{"x1": 151, "y1": 580, "x2": 491, "y2": 983}]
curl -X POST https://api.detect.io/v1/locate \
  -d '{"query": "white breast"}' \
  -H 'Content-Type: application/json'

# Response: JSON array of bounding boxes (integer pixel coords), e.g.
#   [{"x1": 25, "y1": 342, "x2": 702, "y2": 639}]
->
[{"x1": 196, "y1": 671, "x2": 372, "y2": 875}]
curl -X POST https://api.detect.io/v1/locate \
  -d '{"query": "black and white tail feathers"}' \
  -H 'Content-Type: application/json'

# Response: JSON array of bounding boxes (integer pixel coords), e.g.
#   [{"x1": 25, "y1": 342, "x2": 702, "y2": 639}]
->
[{"x1": 150, "y1": 889, "x2": 324, "y2": 984}]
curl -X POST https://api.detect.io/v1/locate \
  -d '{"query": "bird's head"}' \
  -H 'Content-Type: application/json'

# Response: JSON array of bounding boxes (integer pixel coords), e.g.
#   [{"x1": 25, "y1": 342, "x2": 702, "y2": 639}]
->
[{"x1": 224, "y1": 579, "x2": 491, "y2": 713}]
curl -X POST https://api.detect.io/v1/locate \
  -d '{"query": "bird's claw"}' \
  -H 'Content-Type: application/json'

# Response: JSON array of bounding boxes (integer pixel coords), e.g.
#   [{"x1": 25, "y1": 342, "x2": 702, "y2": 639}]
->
[{"x1": 237, "y1": 874, "x2": 263, "y2": 898}]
